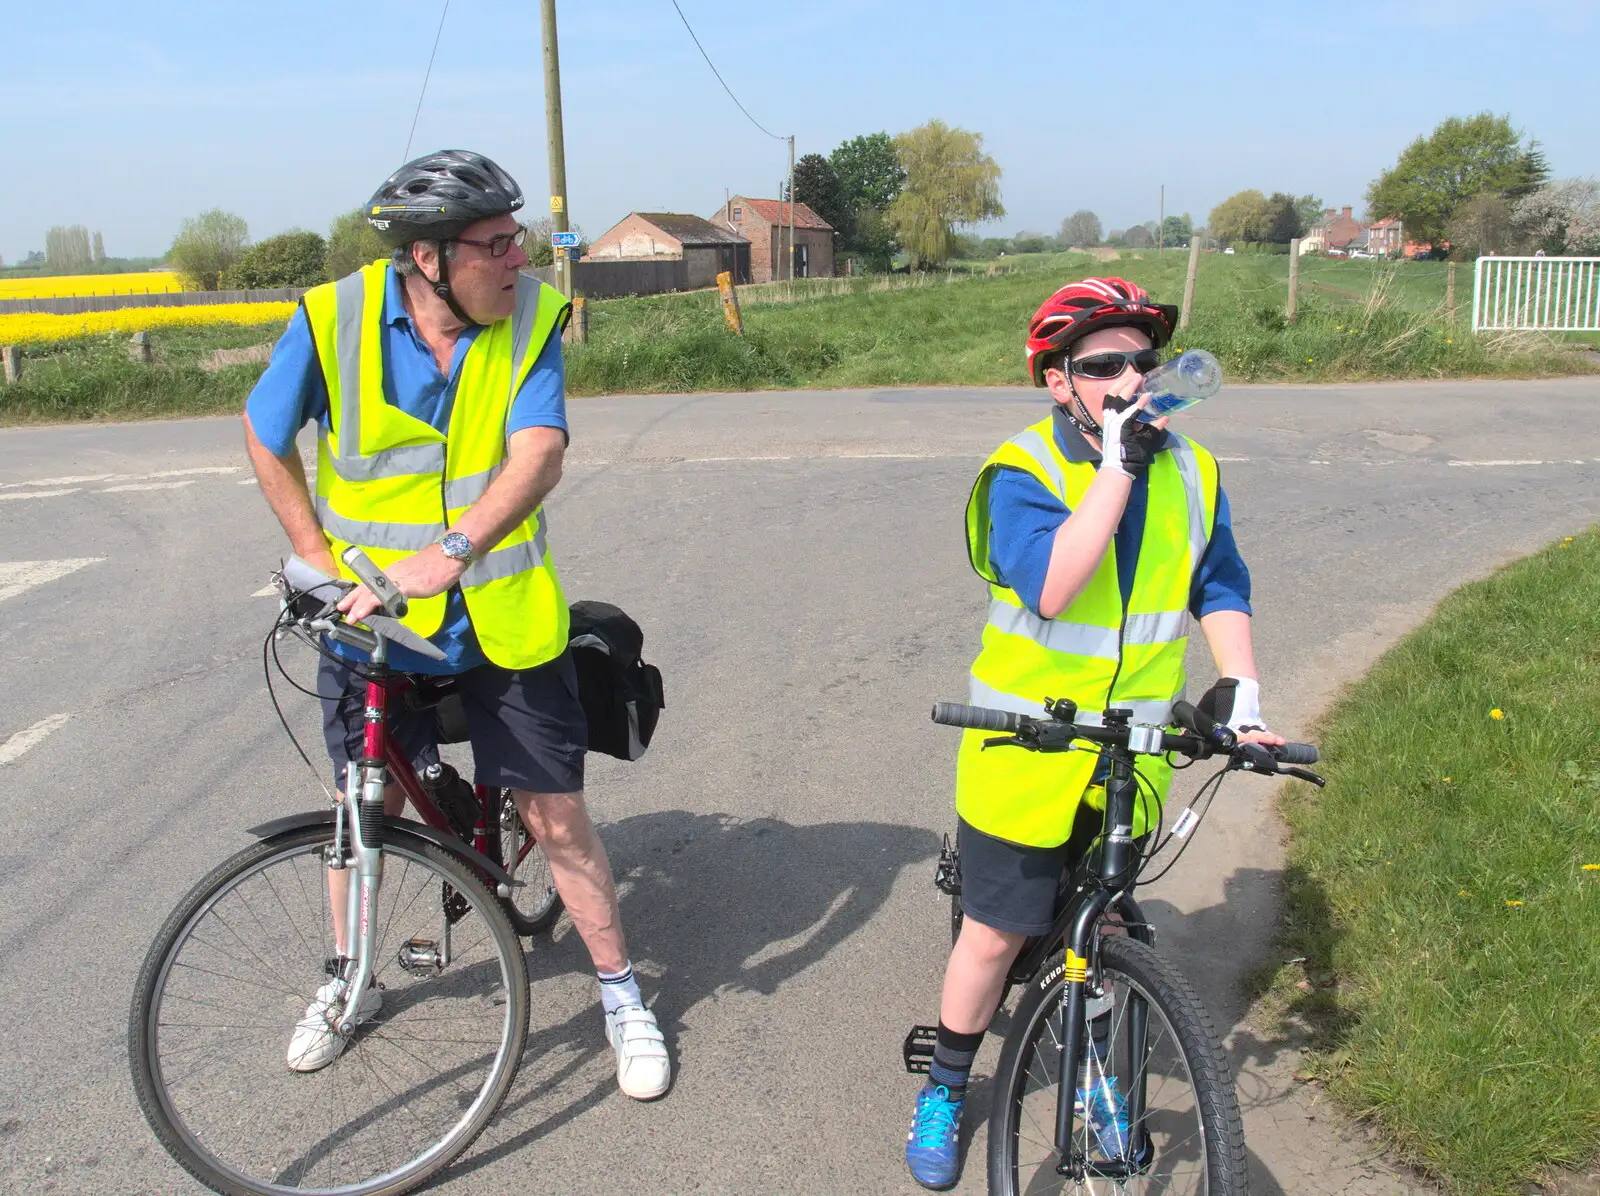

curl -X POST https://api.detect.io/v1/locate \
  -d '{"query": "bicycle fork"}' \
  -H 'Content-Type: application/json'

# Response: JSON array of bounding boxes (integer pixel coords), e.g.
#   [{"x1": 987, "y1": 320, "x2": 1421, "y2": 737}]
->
[{"x1": 336, "y1": 763, "x2": 386, "y2": 1035}]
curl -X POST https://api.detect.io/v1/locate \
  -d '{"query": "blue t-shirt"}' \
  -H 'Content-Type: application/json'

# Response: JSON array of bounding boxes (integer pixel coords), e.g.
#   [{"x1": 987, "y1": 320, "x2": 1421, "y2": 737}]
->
[
  {"x1": 985, "y1": 405, "x2": 1251, "y2": 620},
  {"x1": 246, "y1": 266, "x2": 567, "y2": 674}
]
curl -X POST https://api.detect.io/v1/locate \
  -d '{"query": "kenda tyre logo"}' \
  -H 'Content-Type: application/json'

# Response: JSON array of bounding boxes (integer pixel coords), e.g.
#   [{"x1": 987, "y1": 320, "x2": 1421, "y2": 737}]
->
[{"x1": 1040, "y1": 962, "x2": 1065, "y2": 990}]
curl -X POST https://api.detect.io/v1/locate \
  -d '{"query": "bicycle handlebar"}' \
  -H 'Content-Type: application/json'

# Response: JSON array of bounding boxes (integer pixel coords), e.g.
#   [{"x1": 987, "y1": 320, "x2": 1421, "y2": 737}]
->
[
  {"x1": 930, "y1": 702, "x2": 1020, "y2": 733},
  {"x1": 276, "y1": 555, "x2": 446, "y2": 662}
]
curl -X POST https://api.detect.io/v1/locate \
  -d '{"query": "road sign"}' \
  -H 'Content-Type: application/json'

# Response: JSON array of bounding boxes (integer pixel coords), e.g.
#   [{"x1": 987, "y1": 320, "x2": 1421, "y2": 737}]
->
[{"x1": 550, "y1": 231, "x2": 580, "y2": 248}]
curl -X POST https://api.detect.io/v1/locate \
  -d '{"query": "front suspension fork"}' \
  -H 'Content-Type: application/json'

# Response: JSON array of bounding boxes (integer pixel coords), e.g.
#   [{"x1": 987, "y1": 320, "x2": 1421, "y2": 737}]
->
[{"x1": 337, "y1": 762, "x2": 385, "y2": 1034}]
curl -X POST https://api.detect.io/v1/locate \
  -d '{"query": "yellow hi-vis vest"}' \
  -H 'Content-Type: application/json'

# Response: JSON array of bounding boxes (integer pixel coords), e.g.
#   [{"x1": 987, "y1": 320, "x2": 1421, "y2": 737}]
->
[
  {"x1": 956, "y1": 416, "x2": 1219, "y2": 847},
  {"x1": 302, "y1": 261, "x2": 572, "y2": 670}
]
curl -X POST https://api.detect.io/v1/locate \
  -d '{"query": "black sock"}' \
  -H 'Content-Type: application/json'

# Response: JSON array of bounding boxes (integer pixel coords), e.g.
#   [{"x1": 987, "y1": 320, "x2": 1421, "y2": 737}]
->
[{"x1": 928, "y1": 1023, "x2": 985, "y2": 1095}]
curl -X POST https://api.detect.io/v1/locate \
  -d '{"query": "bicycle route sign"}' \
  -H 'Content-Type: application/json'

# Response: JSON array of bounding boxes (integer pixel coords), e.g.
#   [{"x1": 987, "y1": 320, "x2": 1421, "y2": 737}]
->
[{"x1": 550, "y1": 231, "x2": 581, "y2": 248}]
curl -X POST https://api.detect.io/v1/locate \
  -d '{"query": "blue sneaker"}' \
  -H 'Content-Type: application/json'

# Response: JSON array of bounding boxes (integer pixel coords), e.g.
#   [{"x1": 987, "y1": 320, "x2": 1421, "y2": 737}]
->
[
  {"x1": 905, "y1": 1082, "x2": 964, "y2": 1190},
  {"x1": 1076, "y1": 1075, "x2": 1130, "y2": 1159}
]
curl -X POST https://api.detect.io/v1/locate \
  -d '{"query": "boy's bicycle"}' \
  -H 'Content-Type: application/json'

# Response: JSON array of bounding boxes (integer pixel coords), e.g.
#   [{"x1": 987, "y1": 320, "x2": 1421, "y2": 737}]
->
[
  {"x1": 906, "y1": 696, "x2": 1323, "y2": 1195},
  {"x1": 128, "y1": 551, "x2": 563, "y2": 1196}
]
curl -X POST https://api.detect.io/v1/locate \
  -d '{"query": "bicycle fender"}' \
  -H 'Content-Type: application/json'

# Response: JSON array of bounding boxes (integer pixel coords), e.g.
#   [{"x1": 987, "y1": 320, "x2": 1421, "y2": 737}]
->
[{"x1": 245, "y1": 811, "x2": 518, "y2": 891}]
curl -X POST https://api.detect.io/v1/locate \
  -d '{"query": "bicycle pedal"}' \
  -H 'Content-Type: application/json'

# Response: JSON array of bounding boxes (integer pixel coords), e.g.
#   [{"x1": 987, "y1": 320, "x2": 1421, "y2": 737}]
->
[
  {"x1": 903, "y1": 1024, "x2": 937, "y2": 1075},
  {"x1": 398, "y1": 937, "x2": 445, "y2": 975},
  {"x1": 933, "y1": 833, "x2": 962, "y2": 897}
]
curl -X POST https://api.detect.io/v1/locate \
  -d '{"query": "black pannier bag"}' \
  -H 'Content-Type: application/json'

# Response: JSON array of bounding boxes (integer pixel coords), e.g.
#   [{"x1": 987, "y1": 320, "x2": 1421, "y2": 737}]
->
[{"x1": 566, "y1": 600, "x2": 665, "y2": 761}]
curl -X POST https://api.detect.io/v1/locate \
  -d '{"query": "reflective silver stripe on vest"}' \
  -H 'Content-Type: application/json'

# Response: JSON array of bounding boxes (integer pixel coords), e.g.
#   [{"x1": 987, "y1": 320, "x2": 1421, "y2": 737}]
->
[
  {"x1": 315, "y1": 497, "x2": 445, "y2": 552},
  {"x1": 987, "y1": 599, "x2": 1119, "y2": 660},
  {"x1": 1123, "y1": 609, "x2": 1190, "y2": 646},
  {"x1": 443, "y1": 463, "x2": 503, "y2": 509},
  {"x1": 319, "y1": 429, "x2": 447, "y2": 482},
  {"x1": 1008, "y1": 427, "x2": 1069, "y2": 496},
  {"x1": 1167, "y1": 437, "x2": 1209, "y2": 567},
  {"x1": 333, "y1": 271, "x2": 367, "y2": 460},
  {"x1": 509, "y1": 276, "x2": 544, "y2": 386},
  {"x1": 461, "y1": 510, "x2": 549, "y2": 586},
  {"x1": 967, "y1": 676, "x2": 1176, "y2": 728}
]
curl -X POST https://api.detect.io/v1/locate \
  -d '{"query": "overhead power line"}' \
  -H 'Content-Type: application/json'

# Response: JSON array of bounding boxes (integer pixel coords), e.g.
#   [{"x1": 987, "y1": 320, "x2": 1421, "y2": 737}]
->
[
  {"x1": 403, "y1": 0, "x2": 452, "y2": 161},
  {"x1": 667, "y1": 0, "x2": 787, "y2": 141}
]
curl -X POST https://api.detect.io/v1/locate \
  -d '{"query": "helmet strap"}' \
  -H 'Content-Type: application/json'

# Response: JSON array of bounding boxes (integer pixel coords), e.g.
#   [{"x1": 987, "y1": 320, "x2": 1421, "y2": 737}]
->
[
  {"x1": 424, "y1": 241, "x2": 475, "y2": 326},
  {"x1": 1058, "y1": 348, "x2": 1103, "y2": 439}
]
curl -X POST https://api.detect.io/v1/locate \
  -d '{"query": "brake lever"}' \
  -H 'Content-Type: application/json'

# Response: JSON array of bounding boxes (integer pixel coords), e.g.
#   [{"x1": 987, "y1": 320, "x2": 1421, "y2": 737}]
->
[
  {"x1": 1283, "y1": 766, "x2": 1326, "y2": 788},
  {"x1": 982, "y1": 734, "x2": 1024, "y2": 751},
  {"x1": 1233, "y1": 743, "x2": 1279, "y2": 774}
]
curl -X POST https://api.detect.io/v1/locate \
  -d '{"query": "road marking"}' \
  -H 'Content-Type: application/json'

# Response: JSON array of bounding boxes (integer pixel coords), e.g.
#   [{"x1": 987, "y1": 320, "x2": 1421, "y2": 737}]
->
[
  {"x1": 1215, "y1": 456, "x2": 1252, "y2": 462},
  {"x1": 0, "y1": 558, "x2": 102, "y2": 603},
  {"x1": 0, "y1": 465, "x2": 240, "y2": 491},
  {"x1": 144, "y1": 466, "x2": 240, "y2": 479},
  {"x1": 252, "y1": 584, "x2": 279, "y2": 597},
  {"x1": 1448, "y1": 459, "x2": 1549, "y2": 467},
  {"x1": 100, "y1": 480, "x2": 197, "y2": 493},
  {"x1": 0, "y1": 474, "x2": 112, "y2": 489},
  {"x1": 239, "y1": 478, "x2": 259, "y2": 485},
  {"x1": 0, "y1": 489, "x2": 81, "y2": 501},
  {"x1": 0, "y1": 714, "x2": 71, "y2": 765}
]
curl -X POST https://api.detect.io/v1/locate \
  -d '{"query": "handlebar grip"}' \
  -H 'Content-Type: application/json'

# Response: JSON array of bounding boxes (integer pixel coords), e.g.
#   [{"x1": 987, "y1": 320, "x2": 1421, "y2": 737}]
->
[
  {"x1": 341, "y1": 546, "x2": 408, "y2": 618},
  {"x1": 1171, "y1": 699, "x2": 1233, "y2": 748},
  {"x1": 1272, "y1": 742, "x2": 1320, "y2": 766},
  {"x1": 931, "y1": 702, "x2": 1021, "y2": 733}
]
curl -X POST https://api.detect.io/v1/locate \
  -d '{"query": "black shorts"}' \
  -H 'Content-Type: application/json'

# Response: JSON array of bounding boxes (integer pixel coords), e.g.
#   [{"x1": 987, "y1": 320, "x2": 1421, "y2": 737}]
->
[
  {"x1": 319, "y1": 650, "x2": 587, "y2": 795},
  {"x1": 958, "y1": 803, "x2": 1106, "y2": 937}
]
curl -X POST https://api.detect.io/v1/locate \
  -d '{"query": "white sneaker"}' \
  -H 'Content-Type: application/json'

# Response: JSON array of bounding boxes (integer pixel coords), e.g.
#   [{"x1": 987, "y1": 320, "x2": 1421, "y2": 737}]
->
[
  {"x1": 604, "y1": 1004, "x2": 671, "y2": 1100},
  {"x1": 286, "y1": 974, "x2": 383, "y2": 1073}
]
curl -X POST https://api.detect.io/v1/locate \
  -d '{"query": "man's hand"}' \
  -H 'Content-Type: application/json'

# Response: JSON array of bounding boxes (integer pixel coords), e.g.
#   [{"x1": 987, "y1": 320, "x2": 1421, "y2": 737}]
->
[{"x1": 337, "y1": 545, "x2": 465, "y2": 623}]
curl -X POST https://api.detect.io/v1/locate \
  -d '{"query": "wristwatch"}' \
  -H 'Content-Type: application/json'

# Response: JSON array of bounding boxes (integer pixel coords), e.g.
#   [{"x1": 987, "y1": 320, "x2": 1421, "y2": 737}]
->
[{"x1": 437, "y1": 531, "x2": 474, "y2": 563}]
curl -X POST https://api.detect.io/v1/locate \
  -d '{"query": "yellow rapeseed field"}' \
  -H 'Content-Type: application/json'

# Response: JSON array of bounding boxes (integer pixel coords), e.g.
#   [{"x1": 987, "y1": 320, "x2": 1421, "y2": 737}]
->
[
  {"x1": 0, "y1": 302, "x2": 295, "y2": 346},
  {"x1": 0, "y1": 271, "x2": 185, "y2": 299}
]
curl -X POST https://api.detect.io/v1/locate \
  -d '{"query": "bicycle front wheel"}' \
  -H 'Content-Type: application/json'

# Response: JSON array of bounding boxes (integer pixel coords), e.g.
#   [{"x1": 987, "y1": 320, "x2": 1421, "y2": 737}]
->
[
  {"x1": 129, "y1": 825, "x2": 530, "y2": 1196},
  {"x1": 988, "y1": 936, "x2": 1247, "y2": 1196}
]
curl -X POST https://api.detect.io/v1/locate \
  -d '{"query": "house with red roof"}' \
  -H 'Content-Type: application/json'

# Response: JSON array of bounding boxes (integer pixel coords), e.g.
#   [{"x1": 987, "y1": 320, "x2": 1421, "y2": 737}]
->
[{"x1": 708, "y1": 197, "x2": 835, "y2": 282}]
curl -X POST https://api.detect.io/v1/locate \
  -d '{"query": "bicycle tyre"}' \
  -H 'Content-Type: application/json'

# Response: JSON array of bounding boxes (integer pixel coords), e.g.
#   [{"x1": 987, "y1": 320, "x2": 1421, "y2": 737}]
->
[
  {"x1": 987, "y1": 936, "x2": 1247, "y2": 1196},
  {"x1": 491, "y1": 790, "x2": 564, "y2": 937},
  {"x1": 129, "y1": 825, "x2": 530, "y2": 1196}
]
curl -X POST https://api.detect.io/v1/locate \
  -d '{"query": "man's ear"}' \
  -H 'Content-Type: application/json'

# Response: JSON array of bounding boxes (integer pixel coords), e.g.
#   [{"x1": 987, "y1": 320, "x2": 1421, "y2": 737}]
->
[{"x1": 411, "y1": 241, "x2": 439, "y2": 284}]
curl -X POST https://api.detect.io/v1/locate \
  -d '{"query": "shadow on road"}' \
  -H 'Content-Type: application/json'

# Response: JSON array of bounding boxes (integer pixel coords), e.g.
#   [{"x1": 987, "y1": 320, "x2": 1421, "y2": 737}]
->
[{"x1": 434, "y1": 810, "x2": 938, "y2": 1185}]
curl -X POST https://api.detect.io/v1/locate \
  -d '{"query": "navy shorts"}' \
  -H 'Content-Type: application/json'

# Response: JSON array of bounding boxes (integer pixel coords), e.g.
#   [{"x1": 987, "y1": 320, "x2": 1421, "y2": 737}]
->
[
  {"x1": 957, "y1": 803, "x2": 1107, "y2": 937},
  {"x1": 319, "y1": 650, "x2": 588, "y2": 795}
]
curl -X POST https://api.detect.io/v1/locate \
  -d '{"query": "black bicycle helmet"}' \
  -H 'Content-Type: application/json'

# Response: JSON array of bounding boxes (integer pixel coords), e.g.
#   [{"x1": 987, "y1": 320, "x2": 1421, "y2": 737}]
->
[{"x1": 365, "y1": 149, "x2": 524, "y2": 248}]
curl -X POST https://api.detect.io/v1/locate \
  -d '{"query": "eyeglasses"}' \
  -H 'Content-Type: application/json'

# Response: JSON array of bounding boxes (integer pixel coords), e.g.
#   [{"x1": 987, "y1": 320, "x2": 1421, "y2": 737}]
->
[
  {"x1": 452, "y1": 226, "x2": 528, "y2": 258},
  {"x1": 1068, "y1": 349, "x2": 1162, "y2": 380}
]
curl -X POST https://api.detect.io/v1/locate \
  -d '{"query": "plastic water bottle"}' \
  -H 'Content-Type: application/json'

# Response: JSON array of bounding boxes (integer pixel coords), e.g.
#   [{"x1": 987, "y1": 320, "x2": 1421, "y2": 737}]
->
[{"x1": 1134, "y1": 349, "x2": 1222, "y2": 423}]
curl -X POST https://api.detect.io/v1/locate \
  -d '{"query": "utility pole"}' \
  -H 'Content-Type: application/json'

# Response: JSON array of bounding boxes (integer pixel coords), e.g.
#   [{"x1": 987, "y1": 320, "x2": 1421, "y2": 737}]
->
[
  {"x1": 539, "y1": 0, "x2": 572, "y2": 300},
  {"x1": 788, "y1": 135, "x2": 796, "y2": 281},
  {"x1": 1180, "y1": 232, "x2": 1201, "y2": 329},
  {"x1": 1158, "y1": 184, "x2": 1165, "y2": 255}
]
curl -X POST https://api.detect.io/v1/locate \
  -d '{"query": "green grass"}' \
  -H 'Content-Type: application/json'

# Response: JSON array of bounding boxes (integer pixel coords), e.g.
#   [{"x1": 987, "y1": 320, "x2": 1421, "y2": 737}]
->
[{"x1": 1251, "y1": 529, "x2": 1600, "y2": 1194}]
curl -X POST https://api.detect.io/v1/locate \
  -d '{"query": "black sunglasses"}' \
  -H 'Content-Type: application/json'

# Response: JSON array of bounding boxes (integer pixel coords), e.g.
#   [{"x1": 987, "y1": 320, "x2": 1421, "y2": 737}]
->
[
  {"x1": 1068, "y1": 349, "x2": 1161, "y2": 380},
  {"x1": 452, "y1": 226, "x2": 528, "y2": 258}
]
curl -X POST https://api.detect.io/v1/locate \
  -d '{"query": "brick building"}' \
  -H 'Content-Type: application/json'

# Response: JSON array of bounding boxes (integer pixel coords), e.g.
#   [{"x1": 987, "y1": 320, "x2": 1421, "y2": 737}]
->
[
  {"x1": 1368, "y1": 217, "x2": 1405, "y2": 256},
  {"x1": 583, "y1": 212, "x2": 750, "y2": 288},
  {"x1": 708, "y1": 197, "x2": 834, "y2": 282},
  {"x1": 1307, "y1": 206, "x2": 1366, "y2": 252}
]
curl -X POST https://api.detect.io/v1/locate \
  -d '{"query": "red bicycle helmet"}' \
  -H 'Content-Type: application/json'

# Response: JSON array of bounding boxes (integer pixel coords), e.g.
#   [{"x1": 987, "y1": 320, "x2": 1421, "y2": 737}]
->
[{"x1": 1025, "y1": 277, "x2": 1179, "y2": 386}]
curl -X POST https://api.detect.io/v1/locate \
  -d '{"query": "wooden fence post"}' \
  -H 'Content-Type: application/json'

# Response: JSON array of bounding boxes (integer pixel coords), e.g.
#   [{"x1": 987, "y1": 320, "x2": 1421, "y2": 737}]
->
[
  {"x1": 717, "y1": 270, "x2": 744, "y2": 335},
  {"x1": 1179, "y1": 235, "x2": 1202, "y2": 329},
  {"x1": 564, "y1": 297, "x2": 589, "y2": 346},
  {"x1": 1447, "y1": 261, "x2": 1457, "y2": 324},
  {"x1": 1287, "y1": 239, "x2": 1301, "y2": 322},
  {"x1": 1, "y1": 345, "x2": 20, "y2": 386}
]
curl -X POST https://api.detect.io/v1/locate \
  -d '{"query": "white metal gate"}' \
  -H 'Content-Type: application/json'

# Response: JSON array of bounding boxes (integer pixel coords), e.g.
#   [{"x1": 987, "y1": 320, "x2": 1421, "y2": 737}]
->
[{"x1": 1473, "y1": 255, "x2": 1600, "y2": 332}]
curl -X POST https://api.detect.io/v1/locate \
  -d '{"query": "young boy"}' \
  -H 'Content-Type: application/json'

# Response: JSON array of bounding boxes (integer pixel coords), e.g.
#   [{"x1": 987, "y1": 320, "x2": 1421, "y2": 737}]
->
[{"x1": 905, "y1": 278, "x2": 1283, "y2": 1189}]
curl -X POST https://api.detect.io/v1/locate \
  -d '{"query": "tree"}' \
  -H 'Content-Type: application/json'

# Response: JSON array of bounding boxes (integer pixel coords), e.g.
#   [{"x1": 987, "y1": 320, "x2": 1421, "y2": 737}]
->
[
  {"x1": 1209, "y1": 190, "x2": 1271, "y2": 244},
  {"x1": 887, "y1": 120, "x2": 1004, "y2": 268},
  {"x1": 45, "y1": 225, "x2": 93, "y2": 273},
  {"x1": 1294, "y1": 195, "x2": 1324, "y2": 235},
  {"x1": 1263, "y1": 192, "x2": 1303, "y2": 243},
  {"x1": 1515, "y1": 178, "x2": 1600, "y2": 254},
  {"x1": 324, "y1": 208, "x2": 390, "y2": 280},
  {"x1": 221, "y1": 230, "x2": 327, "y2": 288},
  {"x1": 793, "y1": 153, "x2": 852, "y2": 243},
  {"x1": 1160, "y1": 213, "x2": 1193, "y2": 246},
  {"x1": 1447, "y1": 193, "x2": 1515, "y2": 258},
  {"x1": 1366, "y1": 113, "x2": 1548, "y2": 243},
  {"x1": 168, "y1": 209, "x2": 249, "y2": 290},
  {"x1": 830, "y1": 132, "x2": 905, "y2": 212},
  {"x1": 92, "y1": 231, "x2": 106, "y2": 264},
  {"x1": 849, "y1": 206, "x2": 899, "y2": 271},
  {"x1": 1059, "y1": 210, "x2": 1102, "y2": 247}
]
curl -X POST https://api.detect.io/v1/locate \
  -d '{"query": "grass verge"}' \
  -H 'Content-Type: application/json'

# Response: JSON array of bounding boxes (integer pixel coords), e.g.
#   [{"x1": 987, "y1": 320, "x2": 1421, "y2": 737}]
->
[{"x1": 1250, "y1": 528, "x2": 1600, "y2": 1195}]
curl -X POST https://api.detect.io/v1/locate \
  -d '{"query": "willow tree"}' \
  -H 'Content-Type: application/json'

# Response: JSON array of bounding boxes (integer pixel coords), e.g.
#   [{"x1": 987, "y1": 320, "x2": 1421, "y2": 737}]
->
[{"x1": 888, "y1": 121, "x2": 1004, "y2": 268}]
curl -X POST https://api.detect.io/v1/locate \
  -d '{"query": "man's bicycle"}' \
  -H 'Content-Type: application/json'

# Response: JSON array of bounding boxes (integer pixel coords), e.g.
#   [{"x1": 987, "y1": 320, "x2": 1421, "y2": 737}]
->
[
  {"x1": 905, "y1": 696, "x2": 1324, "y2": 1195},
  {"x1": 128, "y1": 551, "x2": 562, "y2": 1196}
]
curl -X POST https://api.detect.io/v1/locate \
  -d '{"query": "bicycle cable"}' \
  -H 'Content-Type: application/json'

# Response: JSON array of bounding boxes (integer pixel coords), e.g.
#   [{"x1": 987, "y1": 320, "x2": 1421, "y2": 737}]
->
[
  {"x1": 1136, "y1": 761, "x2": 1231, "y2": 886},
  {"x1": 262, "y1": 608, "x2": 335, "y2": 802}
]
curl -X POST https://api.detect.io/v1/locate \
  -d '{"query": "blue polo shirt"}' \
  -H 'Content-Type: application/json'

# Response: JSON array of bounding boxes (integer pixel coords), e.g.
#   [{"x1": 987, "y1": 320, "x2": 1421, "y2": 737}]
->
[
  {"x1": 246, "y1": 266, "x2": 568, "y2": 674},
  {"x1": 985, "y1": 405, "x2": 1251, "y2": 619}
]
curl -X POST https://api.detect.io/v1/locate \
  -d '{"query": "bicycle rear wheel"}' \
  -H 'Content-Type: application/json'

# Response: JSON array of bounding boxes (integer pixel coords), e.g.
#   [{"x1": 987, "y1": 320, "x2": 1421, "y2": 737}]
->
[
  {"x1": 130, "y1": 825, "x2": 529, "y2": 1196},
  {"x1": 988, "y1": 936, "x2": 1247, "y2": 1195},
  {"x1": 492, "y1": 790, "x2": 564, "y2": 936}
]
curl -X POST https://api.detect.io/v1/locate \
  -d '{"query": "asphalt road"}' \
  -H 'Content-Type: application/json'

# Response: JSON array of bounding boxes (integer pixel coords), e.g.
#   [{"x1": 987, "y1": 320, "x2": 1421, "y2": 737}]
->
[{"x1": 3, "y1": 376, "x2": 1598, "y2": 1195}]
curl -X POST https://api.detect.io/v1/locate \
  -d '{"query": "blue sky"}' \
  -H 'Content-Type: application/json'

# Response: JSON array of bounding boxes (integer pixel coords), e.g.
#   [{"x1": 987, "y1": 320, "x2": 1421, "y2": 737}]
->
[{"x1": 4, "y1": 0, "x2": 1595, "y2": 263}]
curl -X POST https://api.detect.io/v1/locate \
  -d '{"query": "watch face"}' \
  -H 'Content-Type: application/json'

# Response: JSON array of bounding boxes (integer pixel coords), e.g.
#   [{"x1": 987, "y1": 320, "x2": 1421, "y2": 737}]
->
[{"x1": 440, "y1": 532, "x2": 472, "y2": 560}]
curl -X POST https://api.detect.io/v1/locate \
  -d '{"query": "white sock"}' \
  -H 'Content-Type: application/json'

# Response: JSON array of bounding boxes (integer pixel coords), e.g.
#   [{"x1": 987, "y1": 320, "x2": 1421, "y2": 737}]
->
[{"x1": 598, "y1": 962, "x2": 642, "y2": 1014}]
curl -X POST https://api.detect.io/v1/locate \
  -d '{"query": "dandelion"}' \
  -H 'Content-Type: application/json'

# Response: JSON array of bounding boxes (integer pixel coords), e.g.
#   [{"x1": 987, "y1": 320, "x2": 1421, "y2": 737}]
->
[
  {"x1": 1442, "y1": 777, "x2": 1453, "y2": 783},
  {"x1": 1583, "y1": 864, "x2": 1600, "y2": 872},
  {"x1": 1305, "y1": 357, "x2": 1314, "y2": 363},
  {"x1": 1506, "y1": 900, "x2": 1524, "y2": 907},
  {"x1": 1489, "y1": 708, "x2": 1505, "y2": 720},
  {"x1": 1446, "y1": 338, "x2": 1454, "y2": 344},
  {"x1": 1458, "y1": 889, "x2": 1472, "y2": 897}
]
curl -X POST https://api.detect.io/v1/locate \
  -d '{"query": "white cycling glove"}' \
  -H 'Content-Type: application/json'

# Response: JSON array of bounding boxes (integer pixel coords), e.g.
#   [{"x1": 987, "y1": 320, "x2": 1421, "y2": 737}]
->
[
  {"x1": 1097, "y1": 394, "x2": 1164, "y2": 479},
  {"x1": 1197, "y1": 676, "x2": 1271, "y2": 736}
]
